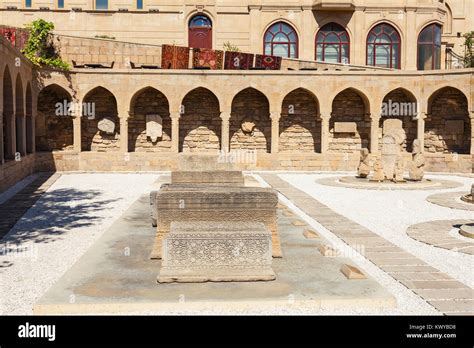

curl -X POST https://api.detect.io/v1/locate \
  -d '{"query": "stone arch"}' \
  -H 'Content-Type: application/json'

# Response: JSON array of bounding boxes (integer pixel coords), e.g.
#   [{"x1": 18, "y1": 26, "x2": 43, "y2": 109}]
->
[
  {"x1": 179, "y1": 87, "x2": 221, "y2": 153},
  {"x1": 25, "y1": 83, "x2": 33, "y2": 154},
  {"x1": 330, "y1": 88, "x2": 371, "y2": 153},
  {"x1": 2, "y1": 66, "x2": 14, "y2": 161},
  {"x1": 230, "y1": 87, "x2": 271, "y2": 153},
  {"x1": 425, "y1": 87, "x2": 470, "y2": 154},
  {"x1": 380, "y1": 88, "x2": 418, "y2": 152},
  {"x1": 36, "y1": 84, "x2": 74, "y2": 151},
  {"x1": 280, "y1": 88, "x2": 321, "y2": 153},
  {"x1": 129, "y1": 87, "x2": 171, "y2": 152},
  {"x1": 15, "y1": 74, "x2": 25, "y2": 156},
  {"x1": 81, "y1": 86, "x2": 120, "y2": 152}
]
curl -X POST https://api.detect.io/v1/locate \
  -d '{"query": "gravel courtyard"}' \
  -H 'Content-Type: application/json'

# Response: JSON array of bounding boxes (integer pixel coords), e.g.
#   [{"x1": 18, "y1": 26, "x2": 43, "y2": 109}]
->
[{"x1": 0, "y1": 172, "x2": 472, "y2": 315}]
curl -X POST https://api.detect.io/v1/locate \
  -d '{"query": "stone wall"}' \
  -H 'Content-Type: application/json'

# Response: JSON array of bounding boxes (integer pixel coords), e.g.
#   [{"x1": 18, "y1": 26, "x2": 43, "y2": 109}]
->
[
  {"x1": 329, "y1": 89, "x2": 370, "y2": 153},
  {"x1": 280, "y1": 89, "x2": 321, "y2": 153},
  {"x1": 129, "y1": 88, "x2": 171, "y2": 152},
  {"x1": 230, "y1": 88, "x2": 271, "y2": 152},
  {"x1": 81, "y1": 87, "x2": 120, "y2": 152},
  {"x1": 425, "y1": 87, "x2": 471, "y2": 154},
  {"x1": 36, "y1": 86, "x2": 74, "y2": 151},
  {"x1": 180, "y1": 88, "x2": 221, "y2": 153}
]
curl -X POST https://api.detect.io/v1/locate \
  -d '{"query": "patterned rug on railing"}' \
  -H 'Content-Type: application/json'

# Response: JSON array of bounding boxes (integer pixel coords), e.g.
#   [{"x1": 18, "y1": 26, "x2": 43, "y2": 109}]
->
[
  {"x1": 0, "y1": 26, "x2": 29, "y2": 50},
  {"x1": 255, "y1": 54, "x2": 282, "y2": 70},
  {"x1": 161, "y1": 44, "x2": 190, "y2": 69},
  {"x1": 192, "y1": 48, "x2": 224, "y2": 70},
  {"x1": 224, "y1": 52, "x2": 255, "y2": 70}
]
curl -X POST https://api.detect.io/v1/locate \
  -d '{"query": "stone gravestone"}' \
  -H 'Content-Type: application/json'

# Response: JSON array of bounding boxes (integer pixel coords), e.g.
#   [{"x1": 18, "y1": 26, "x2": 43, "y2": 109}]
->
[
  {"x1": 357, "y1": 148, "x2": 370, "y2": 178},
  {"x1": 381, "y1": 135, "x2": 399, "y2": 180},
  {"x1": 158, "y1": 221, "x2": 276, "y2": 283},
  {"x1": 146, "y1": 114, "x2": 163, "y2": 142},
  {"x1": 97, "y1": 117, "x2": 115, "y2": 134},
  {"x1": 409, "y1": 139, "x2": 425, "y2": 181}
]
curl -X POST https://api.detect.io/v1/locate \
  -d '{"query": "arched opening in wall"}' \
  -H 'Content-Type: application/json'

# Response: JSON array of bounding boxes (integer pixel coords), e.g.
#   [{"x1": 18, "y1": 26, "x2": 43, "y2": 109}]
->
[
  {"x1": 81, "y1": 87, "x2": 119, "y2": 152},
  {"x1": 179, "y1": 87, "x2": 221, "y2": 153},
  {"x1": 380, "y1": 88, "x2": 418, "y2": 153},
  {"x1": 330, "y1": 88, "x2": 370, "y2": 153},
  {"x1": 426, "y1": 87, "x2": 470, "y2": 154},
  {"x1": 189, "y1": 14, "x2": 213, "y2": 49},
  {"x1": 316, "y1": 23, "x2": 350, "y2": 64},
  {"x1": 367, "y1": 23, "x2": 401, "y2": 69},
  {"x1": 230, "y1": 88, "x2": 271, "y2": 153},
  {"x1": 280, "y1": 88, "x2": 321, "y2": 153},
  {"x1": 15, "y1": 75, "x2": 25, "y2": 156},
  {"x1": 25, "y1": 83, "x2": 33, "y2": 154},
  {"x1": 264, "y1": 22, "x2": 299, "y2": 58},
  {"x1": 2, "y1": 66, "x2": 14, "y2": 161},
  {"x1": 129, "y1": 87, "x2": 171, "y2": 152},
  {"x1": 36, "y1": 84, "x2": 74, "y2": 152}
]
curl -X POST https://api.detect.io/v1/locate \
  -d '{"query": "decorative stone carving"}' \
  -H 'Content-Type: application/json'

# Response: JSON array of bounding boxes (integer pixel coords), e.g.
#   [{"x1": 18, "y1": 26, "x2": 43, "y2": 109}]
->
[
  {"x1": 381, "y1": 135, "x2": 398, "y2": 180},
  {"x1": 409, "y1": 139, "x2": 425, "y2": 181},
  {"x1": 241, "y1": 118, "x2": 256, "y2": 134},
  {"x1": 146, "y1": 114, "x2": 163, "y2": 142},
  {"x1": 150, "y1": 184, "x2": 281, "y2": 259},
  {"x1": 370, "y1": 158, "x2": 385, "y2": 182},
  {"x1": 334, "y1": 122, "x2": 357, "y2": 133},
  {"x1": 97, "y1": 117, "x2": 116, "y2": 134},
  {"x1": 158, "y1": 221, "x2": 276, "y2": 283},
  {"x1": 382, "y1": 119, "x2": 403, "y2": 134},
  {"x1": 393, "y1": 155, "x2": 406, "y2": 183},
  {"x1": 171, "y1": 170, "x2": 244, "y2": 186},
  {"x1": 357, "y1": 148, "x2": 371, "y2": 178}
]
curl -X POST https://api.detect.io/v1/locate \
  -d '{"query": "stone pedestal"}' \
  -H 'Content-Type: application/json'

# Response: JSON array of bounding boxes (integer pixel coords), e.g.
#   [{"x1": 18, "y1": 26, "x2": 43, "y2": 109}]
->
[
  {"x1": 150, "y1": 185, "x2": 281, "y2": 259},
  {"x1": 157, "y1": 221, "x2": 276, "y2": 283},
  {"x1": 171, "y1": 170, "x2": 244, "y2": 186}
]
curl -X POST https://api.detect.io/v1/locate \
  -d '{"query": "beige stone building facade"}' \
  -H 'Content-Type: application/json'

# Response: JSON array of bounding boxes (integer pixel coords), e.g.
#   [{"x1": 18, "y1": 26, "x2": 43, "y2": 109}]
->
[{"x1": 0, "y1": 1, "x2": 473, "y2": 192}]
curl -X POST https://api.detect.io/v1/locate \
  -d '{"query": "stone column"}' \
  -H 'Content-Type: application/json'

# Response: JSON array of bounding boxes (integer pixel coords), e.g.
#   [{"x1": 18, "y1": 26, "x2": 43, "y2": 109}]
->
[
  {"x1": 30, "y1": 109, "x2": 36, "y2": 154},
  {"x1": 8, "y1": 114, "x2": 16, "y2": 159},
  {"x1": 73, "y1": 115, "x2": 81, "y2": 153},
  {"x1": 220, "y1": 111, "x2": 231, "y2": 153},
  {"x1": 470, "y1": 113, "x2": 474, "y2": 155},
  {"x1": 417, "y1": 112, "x2": 426, "y2": 153},
  {"x1": 370, "y1": 116, "x2": 380, "y2": 153},
  {"x1": 171, "y1": 113, "x2": 180, "y2": 153},
  {"x1": 320, "y1": 115, "x2": 330, "y2": 154},
  {"x1": 270, "y1": 112, "x2": 280, "y2": 154},
  {"x1": 0, "y1": 112, "x2": 3, "y2": 164},
  {"x1": 120, "y1": 117, "x2": 129, "y2": 153},
  {"x1": 405, "y1": 9, "x2": 417, "y2": 70},
  {"x1": 20, "y1": 114, "x2": 27, "y2": 156}
]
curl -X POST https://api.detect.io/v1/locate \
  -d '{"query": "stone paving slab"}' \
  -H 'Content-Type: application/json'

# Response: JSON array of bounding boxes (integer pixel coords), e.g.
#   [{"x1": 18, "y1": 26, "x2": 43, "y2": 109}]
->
[
  {"x1": 258, "y1": 174, "x2": 473, "y2": 315},
  {"x1": 426, "y1": 191, "x2": 474, "y2": 211},
  {"x1": 406, "y1": 220, "x2": 474, "y2": 255},
  {"x1": 0, "y1": 173, "x2": 61, "y2": 240},
  {"x1": 34, "y1": 193, "x2": 395, "y2": 314}
]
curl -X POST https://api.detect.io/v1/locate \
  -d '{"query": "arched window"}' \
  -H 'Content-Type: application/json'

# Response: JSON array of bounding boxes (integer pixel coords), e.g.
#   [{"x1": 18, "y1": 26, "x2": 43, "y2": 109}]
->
[
  {"x1": 264, "y1": 22, "x2": 298, "y2": 58},
  {"x1": 367, "y1": 23, "x2": 401, "y2": 69},
  {"x1": 316, "y1": 23, "x2": 350, "y2": 64},
  {"x1": 188, "y1": 15, "x2": 212, "y2": 49},
  {"x1": 418, "y1": 24, "x2": 442, "y2": 70}
]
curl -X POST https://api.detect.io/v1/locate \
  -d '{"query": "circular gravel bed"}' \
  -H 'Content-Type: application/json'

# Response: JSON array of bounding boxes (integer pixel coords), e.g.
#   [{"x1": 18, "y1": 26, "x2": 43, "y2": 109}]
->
[
  {"x1": 426, "y1": 191, "x2": 474, "y2": 211},
  {"x1": 316, "y1": 176, "x2": 463, "y2": 191}
]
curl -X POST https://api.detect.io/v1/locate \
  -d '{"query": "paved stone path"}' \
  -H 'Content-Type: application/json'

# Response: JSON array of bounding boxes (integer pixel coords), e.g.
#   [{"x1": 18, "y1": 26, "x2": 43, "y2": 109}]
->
[
  {"x1": 407, "y1": 220, "x2": 474, "y2": 255},
  {"x1": 0, "y1": 173, "x2": 61, "y2": 240},
  {"x1": 259, "y1": 173, "x2": 474, "y2": 315},
  {"x1": 426, "y1": 191, "x2": 474, "y2": 211}
]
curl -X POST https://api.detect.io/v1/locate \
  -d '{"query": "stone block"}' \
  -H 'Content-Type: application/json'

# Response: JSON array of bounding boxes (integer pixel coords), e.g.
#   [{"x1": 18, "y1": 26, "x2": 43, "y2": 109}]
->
[
  {"x1": 146, "y1": 114, "x2": 163, "y2": 142},
  {"x1": 334, "y1": 122, "x2": 357, "y2": 133},
  {"x1": 340, "y1": 264, "x2": 367, "y2": 279},
  {"x1": 158, "y1": 221, "x2": 276, "y2": 283},
  {"x1": 291, "y1": 220, "x2": 306, "y2": 226},
  {"x1": 303, "y1": 229, "x2": 319, "y2": 239},
  {"x1": 171, "y1": 171, "x2": 244, "y2": 186},
  {"x1": 150, "y1": 185, "x2": 281, "y2": 259},
  {"x1": 383, "y1": 118, "x2": 403, "y2": 134},
  {"x1": 319, "y1": 244, "x2": 341, "y2": 257},
  {"x1": 97, "y1": 117, "x2": 115, "y2": 134}
]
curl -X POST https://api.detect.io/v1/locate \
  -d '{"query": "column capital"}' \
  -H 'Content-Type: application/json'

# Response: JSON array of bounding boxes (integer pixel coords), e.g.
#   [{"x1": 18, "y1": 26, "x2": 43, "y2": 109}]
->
[
  {"x1": 220, "y1": 111, "x2": 231, "y2": 121},
  {"x1": 469, "y1": 111, "x2": 474, "y2": 119},
  {"x1": 170, "y1": 112, "x2": 181, "y2": 120},
  {"x1": 270, "y1": 111, "x2": 281, "y2": 121}
]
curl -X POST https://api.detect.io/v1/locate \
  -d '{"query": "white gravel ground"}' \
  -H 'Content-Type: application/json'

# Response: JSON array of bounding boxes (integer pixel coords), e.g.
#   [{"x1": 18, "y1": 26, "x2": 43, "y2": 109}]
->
[
  {"x1": 276, "y1": 173, "x2": 474, "y2": 288},
  {"x1": 0, "y1": 173, "x2": 159, "y2": 315}
]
